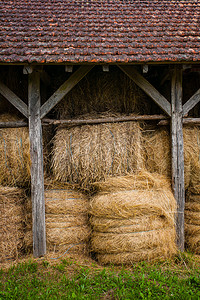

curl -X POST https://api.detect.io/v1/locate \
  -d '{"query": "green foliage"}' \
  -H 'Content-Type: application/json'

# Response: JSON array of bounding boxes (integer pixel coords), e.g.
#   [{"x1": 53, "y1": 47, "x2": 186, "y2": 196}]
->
[{"x1": 0, "y1": 254, "x2": 200, "y2": 300}]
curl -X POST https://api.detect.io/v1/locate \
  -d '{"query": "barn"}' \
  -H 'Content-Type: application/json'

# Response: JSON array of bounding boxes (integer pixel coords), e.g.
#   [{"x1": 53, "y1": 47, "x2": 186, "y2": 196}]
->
[{"x1": 0, "y1": 0, "x2": 200, "y2": 262}]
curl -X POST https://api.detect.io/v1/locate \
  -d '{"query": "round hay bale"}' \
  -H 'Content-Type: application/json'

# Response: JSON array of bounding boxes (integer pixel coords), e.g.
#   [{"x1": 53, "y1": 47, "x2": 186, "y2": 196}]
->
[
  {"x1": 52, "y1": 119, "x2": 143, "y2": 189},
  {"x1": 91, "y1": 228, "x2": 176, "y2": 254},
  {"x1": 90, "y1": 215, "x2": 171, "y2": 233},
  {"x1": 184, "y1": 127, "x2": 200, "y2": 194},
  {"x1": 185, "y1": 211, "x2": 200, "y2": 226},
  {"x1": 90, "y1": 188, "x2": 176, "y2": 223},
  {"x1": 96, "y1": 247, "x2": 177, "y2": 265},
  {"x1": 90, "y1": 172, "x2": 177, "y2": 264},
  {"x1": 24, "y1": 189, "x2": 90, "y2": 255},
  {"x1": 0, "y1": 186, "x2": 25, "y2": 262},
  {"x1": 185, "y1": 194, "x2": 200, "y2": 254},
  {"x1": 185, "y1": 224, "x2": 200, "y2": 254},
  {"x1": 45, "y1": 189, "x2": 89, "y2": 215}
]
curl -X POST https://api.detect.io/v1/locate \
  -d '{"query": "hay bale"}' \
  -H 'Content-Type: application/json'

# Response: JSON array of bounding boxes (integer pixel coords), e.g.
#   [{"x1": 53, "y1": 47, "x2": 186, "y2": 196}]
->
[
  {"x1": 143, "y1": 127, "x2": 200, "y2": 191},
  {"x1": 183, "y1": 127, "x2": 200, "y2": 194},
  {"x1": 0, "y1": 114, "x2": 31, "y2": 187},
  {"x1": 0, "y1": 186, "x2": 25, "y2": 262},
  {"x1": 185, "y1": 194, "x2": 200, "y2": 254},
  {"x1": 90, "y1": 172, "x2": 177, "y2": 264},
  {"x1": 52, "y1": 118, "x2": 143, "y2": 189},
  {"x1": 24, "y1": 189, "x2": 90, "y2": 255},
  {"x1": 0, "y1": 113, "x2": 53, "y2": 187},
  {"x1": 91, "y1": 228, "x2": 176, "y2": 254}
]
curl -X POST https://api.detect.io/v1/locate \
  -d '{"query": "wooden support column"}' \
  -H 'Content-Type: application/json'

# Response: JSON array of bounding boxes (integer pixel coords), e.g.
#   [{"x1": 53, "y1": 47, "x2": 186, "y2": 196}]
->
[
  {"x1": 171, "y1": 66, "x2": 185, "y2": 251},
  {"x1": 28, "y1": 69, "x2": 46, "y2": 257}
]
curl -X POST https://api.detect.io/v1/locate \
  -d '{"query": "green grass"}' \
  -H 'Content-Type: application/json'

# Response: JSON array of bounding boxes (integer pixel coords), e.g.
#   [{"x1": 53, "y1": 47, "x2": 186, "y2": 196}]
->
[{"x1": 0, "y1": 252, "x2": 200, "y2": 299}]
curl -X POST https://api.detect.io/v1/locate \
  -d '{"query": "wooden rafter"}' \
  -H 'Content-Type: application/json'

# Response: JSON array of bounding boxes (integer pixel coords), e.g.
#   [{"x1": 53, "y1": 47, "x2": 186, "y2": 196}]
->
[
  {"x1": 118, "y1": 65, "x2": 171, "y2": 117},
  {"x1": 0, "y1": 81, "x2": 28, "y2": 118},
  {"x1": 40, "y1": 65, "x2": 94, "y2": 119},
  {"x1": 182, "y1": 88, "x2": 200, "y2": 116}
]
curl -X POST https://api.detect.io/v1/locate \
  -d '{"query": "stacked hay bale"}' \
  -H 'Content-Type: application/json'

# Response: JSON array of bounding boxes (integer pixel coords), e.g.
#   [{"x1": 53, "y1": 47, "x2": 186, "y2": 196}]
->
[
  {"x1": 185, "y1": 193, "x2": 200, "y2": 254},
  {"x1": 0, "y1": 186, "x2": 25, "y2": 262},
  {"x1": 24, "y1": 187, "x2": 90, "y2": 254},
  {"x1": 90, "y1": 171, "x2": 177, "y2": 264},
  {"x1": 52, "y1": 118, "x2": 143, "y2": 190},
  {"x1": 143, "y1": 127, "x2": 200, "y2": 191}
]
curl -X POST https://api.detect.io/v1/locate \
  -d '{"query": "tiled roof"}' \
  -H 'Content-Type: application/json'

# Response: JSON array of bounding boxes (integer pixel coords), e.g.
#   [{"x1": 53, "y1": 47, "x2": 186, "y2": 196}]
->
[{"x1": 0, "y1": 0, "x2": 200, "y2": 64}]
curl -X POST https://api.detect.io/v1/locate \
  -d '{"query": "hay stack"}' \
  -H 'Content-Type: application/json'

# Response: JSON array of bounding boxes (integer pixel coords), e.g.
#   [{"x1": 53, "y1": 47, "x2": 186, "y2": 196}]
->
[
  {"x1": 90, "y1": 171, "x2": 177, "y2": 264},
  {"x1": 0, "y1": 186, "x2": 25, "y2": 262},
  {"x1": 24, "y1": 188, "x2": 90, "y2": 254},
  {"x1": 55, "y1": 67, "x2": 150, "y2": 118},
  {"x1": 52, "y1": 118, "x2": 143, "y2": 189},
  {"x1": 143, "y1": 127, "x2": 200, "y2": 191},
  {"x1": 185, "y1": 194, "x2": 200, "y2": 254}
]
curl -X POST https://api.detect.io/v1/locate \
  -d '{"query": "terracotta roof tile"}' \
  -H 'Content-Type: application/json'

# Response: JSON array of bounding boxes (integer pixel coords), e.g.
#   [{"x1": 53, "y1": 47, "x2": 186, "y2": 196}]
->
[{"x1": 0, "y1": 0, "x2": 199, "y2": 63}]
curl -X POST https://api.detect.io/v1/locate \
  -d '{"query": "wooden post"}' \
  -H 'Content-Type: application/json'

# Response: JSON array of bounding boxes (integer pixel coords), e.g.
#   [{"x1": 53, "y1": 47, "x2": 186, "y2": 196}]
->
[
  {"x1": 28, "y1": 69, "x2": 46, "y2": 257},
  {"x1": 171, "y1": 66, "x2": 185, "y2": 251}
]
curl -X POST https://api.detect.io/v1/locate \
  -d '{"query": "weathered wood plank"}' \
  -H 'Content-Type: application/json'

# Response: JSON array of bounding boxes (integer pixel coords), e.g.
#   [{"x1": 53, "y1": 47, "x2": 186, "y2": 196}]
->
[
  {"x1": 171, "y1": 66, "x2": 185, "y2": 252},
  {"x1": 0, "y1": 121, "x2": 27, "y2": 128},
  {"x1": 159, "y1": 117, "x2": 200, "y2": 126},
  {"x1": 40, "y1": 65, "x2": 94, "y2": 119},
  {"x1": 182, "y1": 88, "x2": 200, "y2": 116},
  {"x1": 42, "y1": 114, "x2": 168, "y2": 126},
  {"x1": 0, "y1": 81, "x2": 28, "y2": 118},
  {"x1": 28, "y1": 70, "x2": 46, "y2": 258},
  {"x1": 118, "y1": 65, "x2": 171, "y2": 117}
]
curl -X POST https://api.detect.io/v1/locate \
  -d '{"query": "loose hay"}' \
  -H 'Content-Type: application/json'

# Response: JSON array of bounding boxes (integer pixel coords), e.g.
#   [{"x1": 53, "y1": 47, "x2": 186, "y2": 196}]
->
[
  {"x1": 52, "y1": 118, "x2": 143, "y2": 189},
  {"x1": 24, "y1": 189, "x2": 90, "y2": 255},
  {"x1": 143, "y1": 127, "x2": 200, "y2": 191},
  {"x1": 90, "y1": 172, "x2": 177, "y2": 264},
  {"x1": 185, "y1": 194, "x2": 200, "y2": 254},
  {"x1": 0, "y1": 186, "x2": 25, "y2": 262}
]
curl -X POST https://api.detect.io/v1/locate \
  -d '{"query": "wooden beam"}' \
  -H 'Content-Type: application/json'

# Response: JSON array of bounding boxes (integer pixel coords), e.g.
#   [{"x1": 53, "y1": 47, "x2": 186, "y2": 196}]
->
[
  {"x1": 0, "y1": 81, "x2": 28, "y2": 118},
  {"x1": 42, "y1": 114, "x2": 168, "y2": 126},
  {"x1": 40, "y1": 65, "x2": 94, "y2": 119},
  {"x1": 182, "y1": 88, "x2": 200, "y2": 116},
  {"x1": 158, "y1": 117, "x2": 200, "y2": 126},
  {"x1": 171, "y1": 66, "x2": 185, "y2": 252},
  {"x1": 28, "y1": 69, "x2": 46, "y2": 258},
  {"x1": 118, "y1": 65, "x2": 171, "y2": 117}
]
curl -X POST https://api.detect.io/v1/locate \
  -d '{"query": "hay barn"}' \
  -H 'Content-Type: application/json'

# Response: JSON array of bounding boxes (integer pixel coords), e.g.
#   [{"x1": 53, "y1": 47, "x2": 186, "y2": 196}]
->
[{"x1": 0, "y1": 0, "x2": 200, "y2": 261}]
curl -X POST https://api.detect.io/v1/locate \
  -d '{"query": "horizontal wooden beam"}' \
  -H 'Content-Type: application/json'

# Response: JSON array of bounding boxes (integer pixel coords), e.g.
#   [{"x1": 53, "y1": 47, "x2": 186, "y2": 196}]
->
[
  {"x1": 3, "y1": 115, "x2": 200, "y2": 128},
  {"x1": 158, "y1": 117, "x2": 200, "y2": 126},
  {"x1": 182, "y1": 88, "x2": 200, "y2": 116},
  {"x1": 0, "y1": 81, "x2": 28, "y2": 118},
  {"x1": 40, "y1": 65, "x2": 94, "y2": 119},
  {"x1": 118, "y1": 65, "x2": 171, "y2": 117},
  {"x1": 42, "y1": 114, "x2": 168, "y2": 126}
]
